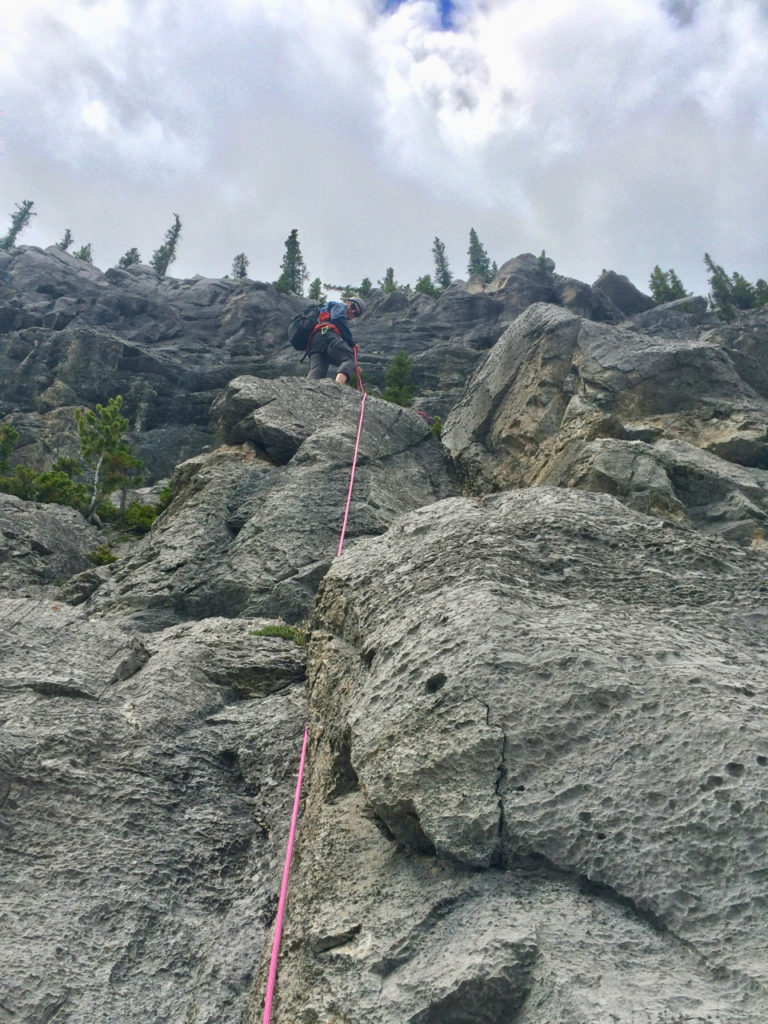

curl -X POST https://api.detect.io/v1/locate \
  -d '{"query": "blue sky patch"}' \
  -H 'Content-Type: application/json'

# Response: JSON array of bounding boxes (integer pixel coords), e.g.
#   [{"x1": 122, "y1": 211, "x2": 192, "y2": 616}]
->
[{"x1": 383, "y1": 0, "x2": 456, "y2": 30}]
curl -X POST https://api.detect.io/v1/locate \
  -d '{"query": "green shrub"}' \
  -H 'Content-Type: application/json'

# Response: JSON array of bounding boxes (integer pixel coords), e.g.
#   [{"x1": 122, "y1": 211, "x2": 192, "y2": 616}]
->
[
  {"x1": 383, "y1": 352, "x2": 415, "y2": 408},
  {"x1": 124, "y1": 502, "x2": 160, "y2": 534},
  {"x1": 251, "y1": 624, "x2": 307, "y2": 646},
  {"x1": 88, "y1": 544, "x2": 118, "y2": 565}
]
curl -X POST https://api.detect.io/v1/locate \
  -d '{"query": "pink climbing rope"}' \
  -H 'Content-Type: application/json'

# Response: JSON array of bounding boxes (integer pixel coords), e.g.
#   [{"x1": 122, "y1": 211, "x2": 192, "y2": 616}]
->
[
  {"x1": 337, "y1": 346, "x2": 367, "y2": 558},
  {"x1": 262, "y1": 349, "x2": 367, "y2": 1022},
  {"x1": 262, "y1": 725, "x2": 309, "y2": 1024},
  {"x1": 336, "y1": 389, "x2": 367, "y2": 557}
]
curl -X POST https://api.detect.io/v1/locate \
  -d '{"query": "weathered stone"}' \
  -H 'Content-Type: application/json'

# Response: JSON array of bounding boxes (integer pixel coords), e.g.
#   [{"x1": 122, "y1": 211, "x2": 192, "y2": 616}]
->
[
  {"x1": 0, "y1": 598, "x2": 307, "y2": 1024},
  {"x1": 593, "y1": 268, "x2": 656, "y2": 314},
  {"x1": 258, "y1": 487, "x2": 768, "y2": 1022},
  {"x1": 0, "y1": 492, "x2": 100, "y2": 596},
  {"x1": 84, "y1": 379, "x2": 458, "y2": 629},
  {"x1": 442, "y1": 302, "x2": 768, "y2": 543},
  {"x1": 0, "y1": 247, "x2": 634, "y2": 468}
]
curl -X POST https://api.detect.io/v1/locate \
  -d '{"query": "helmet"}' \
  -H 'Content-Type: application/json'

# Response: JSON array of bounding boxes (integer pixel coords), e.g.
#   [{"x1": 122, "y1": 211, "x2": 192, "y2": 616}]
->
[{"x1": 347, "y1": 296, "x2": 365, "y2": 317}]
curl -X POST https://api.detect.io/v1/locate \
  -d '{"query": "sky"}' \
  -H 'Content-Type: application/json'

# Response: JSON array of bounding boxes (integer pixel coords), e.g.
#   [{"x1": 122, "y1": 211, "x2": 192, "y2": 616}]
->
[{"x1": 2, "y1": 0, "x2": 767, "y2": 298}]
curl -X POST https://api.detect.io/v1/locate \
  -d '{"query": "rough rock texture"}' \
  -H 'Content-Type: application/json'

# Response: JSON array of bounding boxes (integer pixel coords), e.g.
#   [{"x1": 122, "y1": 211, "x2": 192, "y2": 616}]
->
[
  {"x1": 442, "y1": 302, "x2": 768, "y2": 544},
  {"x1": 3, "y1": 250, "x2": 768, "y2": 1024},
  {"x1": 82, "y1": 377, "x2": 457, "y2": 629},
  {"x1": 0, "y1": 246, "x2": 631, "y2": 472},
  {"x1": 263, "y1": 487, "x2": 768, "y2": 1023},
  {"x1": 593, "y1": 269, "x2": 655, "y2": 315},
  {"x1": 0, "y1": 491, "x2": 100, "y2": 596},
  {"x1": 0, "y1": 597, "x2": 307, "y2": 1024}
]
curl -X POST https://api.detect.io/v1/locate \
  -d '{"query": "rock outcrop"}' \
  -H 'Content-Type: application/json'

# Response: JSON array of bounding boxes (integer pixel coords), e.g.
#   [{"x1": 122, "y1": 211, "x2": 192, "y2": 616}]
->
[
  {"x1": 264, "y1": 487, "x2": 768, "y2": 1022},
  {"x1": 443, "y1": 302, "x2": 768, "y2": 545},
  {"x1": 2, "y1": 249, "x2": 768, "y2": 1023},
  {"x1": 0, "y1": 246, "x2": 632, "y2": 473}
]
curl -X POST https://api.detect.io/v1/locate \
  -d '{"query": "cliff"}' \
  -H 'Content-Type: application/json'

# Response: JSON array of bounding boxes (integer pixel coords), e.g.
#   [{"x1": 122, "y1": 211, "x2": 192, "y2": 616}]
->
[{"x1": 1, "y1": 246, "x2": 767, "y2": 1023}]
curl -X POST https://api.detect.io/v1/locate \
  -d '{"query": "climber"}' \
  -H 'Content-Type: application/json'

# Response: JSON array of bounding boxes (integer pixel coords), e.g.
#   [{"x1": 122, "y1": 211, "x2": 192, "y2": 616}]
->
[{"x1": 307, "y1": 296, "x2": 365, "y2": 385}]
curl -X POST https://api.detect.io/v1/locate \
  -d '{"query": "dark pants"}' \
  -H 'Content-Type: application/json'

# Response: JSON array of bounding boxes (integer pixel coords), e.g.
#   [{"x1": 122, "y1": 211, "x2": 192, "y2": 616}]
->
[{"x1": 307, "y1": 332, "x2": 356, "y2": 381}]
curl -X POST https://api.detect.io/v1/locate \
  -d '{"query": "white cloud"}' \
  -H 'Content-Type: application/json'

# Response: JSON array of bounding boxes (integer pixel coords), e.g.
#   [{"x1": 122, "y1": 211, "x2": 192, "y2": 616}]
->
[{"x1": 1, "y1": 0, "x2": 766, "y2": 295}]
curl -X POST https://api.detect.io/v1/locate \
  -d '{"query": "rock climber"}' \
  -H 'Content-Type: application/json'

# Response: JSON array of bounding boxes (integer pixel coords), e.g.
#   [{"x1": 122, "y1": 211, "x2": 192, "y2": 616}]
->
[{"x1": 307, "y1": 296, "x2": 365, "y2": 385}]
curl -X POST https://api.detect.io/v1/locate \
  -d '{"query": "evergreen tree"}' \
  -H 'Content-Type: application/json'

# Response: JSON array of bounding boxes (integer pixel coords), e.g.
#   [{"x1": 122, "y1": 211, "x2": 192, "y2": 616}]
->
[
  {"x1": 231, "y1": 253, "x2": 249, "y2": 279},
  {"x1": 0, "y1": 424, "x2": 19, "y2": 475},
  {"x1": 74, "y1": 243, "x2": 93, "y2": 263},
  {"x1": 703, "y1": 255, "x2": 768, "y2": 318},
  {"x1": 275, "y1": 228, "x2": 307, "y2": 296},
  {"x1": 649, "y1": 265, "x2": 688, "y2": 304},
  {"x1": 151, "y1": 213, "x2": 182, "y2": 277},
  {"x1": 57, "y1": 228, "x2": 74, "y2": 252},
  {"x1": 117, "y1": 247, "x2": 141, "y2": 269},
  {"x1": 75, "y1": 395, "x2": 142, "y2": 518},
  {"x1": 379, "y1": 267, "x2": 399, "y2": 293},
  {"x1": 704, "y1": 253, "x2": 734, "y2": 319},
  {"x1": 467, "y1": 228, "x2": 492, "y2": 282},
  {"x1": 432, "y1": 237, "x2": 453, "y2": 290},
  {"x1": 0, "y1": 200, "x2": 35, "y2": 251},
  {"x1": 415, "y1": 273, "x2": 439, "y2": 297},
  {"x1": 308, "y1": 277, "x2": 326, "y2": 302},
  {"x1": 382, "y1": 352, "x2": 415, "y2": 407},
  {"x1": 358, "y1": 277, "x2": 372, "y2": 298}
]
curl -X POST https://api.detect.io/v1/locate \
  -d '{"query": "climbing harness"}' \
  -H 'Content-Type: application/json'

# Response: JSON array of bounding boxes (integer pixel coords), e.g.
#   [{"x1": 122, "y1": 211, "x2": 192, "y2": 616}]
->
[{"x1": 262, "y1": 350, "x2": 367, "y2": 1024}]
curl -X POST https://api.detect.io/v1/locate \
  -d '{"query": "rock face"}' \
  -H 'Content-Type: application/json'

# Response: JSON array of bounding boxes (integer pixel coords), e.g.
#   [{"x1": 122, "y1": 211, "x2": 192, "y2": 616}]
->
[
  {"x1": 0, "y1": 492, "x2": 100, "y2": 596},
  {"x1": 265, "y1": 488, "x2": 768, "y2": 1023},
  {"x1": 0, "y1": 246, "x2": 629, "y2": 473},
  {"x1": 2, "y1": 249, "x2": 768, "y2": 1024},
  {"x1": 84, "y1": 377, "x2": 457, "y2": 629},
  {"x1": 443, "y1": 302, "x2": 768, "y2": 545},
  {"x1": 1, "y1": 598, "x2": 307, "y2": 1024}
]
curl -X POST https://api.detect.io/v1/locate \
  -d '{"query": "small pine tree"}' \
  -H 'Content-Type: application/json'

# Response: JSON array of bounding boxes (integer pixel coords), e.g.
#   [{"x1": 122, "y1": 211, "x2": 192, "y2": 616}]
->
[
  {"x1": 0, "y1": 200, "x2": 35, "y2": 251},
  {"x1": 649, "y1": 265, "x2": 688, "y2": 304},
  {"x1": 382, "y1": 352, "x2": 415, "y2": 407},
  {"x1": 57, "y1": 228, "x2": 74, "y2": 252},
  {"x1": 151, "y1": 213, "x2": 182, "y2": 277},
  {"x1": 117, "y1": 248, "x2": 141, "y2": 269},
  {"x1": 74, "y1": 243, "x2": 93, "y2": 263},
  {"x1": 704, "y1": 253, "x2": 736, "y2": 319},
  {"x1": 432, "y1": 237, "x2": 453, "y2": 290},
  {"x1": 359, "y1": 277, "x2": 372, "y2": 298},
  {"x1": 0, "y1": 423, "x2": 19, "y2": 475},
  {"x1": 467, "y1": 228, "x2": 492, "y2": 282},
  {"x1": 275, "y1": 229, "x2": 307, "y2": 296},
  {"x1": 379, "y1": 267, "x2": 399, "y2": 293},
  {"x1": 308, "y1": 277, "x2": 326, "y2": 302},
  {"x1": 231, "y1": 253, "x2": 249, "y2": 279},
  {"x1": 415, "y1": 273, "x2": 439, "y2": 297},
  {"x1": 75, "y1": 395, "x2": 142, "y2": 518}
]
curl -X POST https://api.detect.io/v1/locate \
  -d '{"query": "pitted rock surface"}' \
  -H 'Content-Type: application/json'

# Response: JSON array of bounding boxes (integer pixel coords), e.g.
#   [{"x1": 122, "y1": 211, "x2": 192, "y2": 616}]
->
[
  {"x1": 277, "y1": 487, "x2": 768, "y2": 1021},
  {"x1": 0, "y1": 598, "x2": 306, "y2": 1024}
]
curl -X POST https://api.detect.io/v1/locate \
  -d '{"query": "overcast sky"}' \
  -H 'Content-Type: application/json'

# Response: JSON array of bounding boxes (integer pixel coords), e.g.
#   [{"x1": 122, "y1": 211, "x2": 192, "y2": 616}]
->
[{"x1": 2, "y1": 0, "x2": 766, "y2": 297}]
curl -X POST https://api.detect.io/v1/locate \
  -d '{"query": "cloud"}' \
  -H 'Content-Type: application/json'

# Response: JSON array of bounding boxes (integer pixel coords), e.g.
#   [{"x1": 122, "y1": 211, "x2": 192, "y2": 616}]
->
[{"x1": 1, "y1": 0, "x2": 766, "y2": 296}]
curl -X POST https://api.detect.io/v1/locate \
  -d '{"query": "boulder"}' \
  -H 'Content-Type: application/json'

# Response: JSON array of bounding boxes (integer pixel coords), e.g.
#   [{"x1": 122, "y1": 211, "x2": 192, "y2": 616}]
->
[
  {"x1": 0, "y1": 492, "x2": 100, "y2": 597},
  {"x1": 83, "y1": 377, "x2": 458, "y2": 629},
  {"x1": 442, "y1": 302, "x2": 768, "y2": 544},
  {"x1": 593, "y1": 269, "x2": 655, "y2": 314}
]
